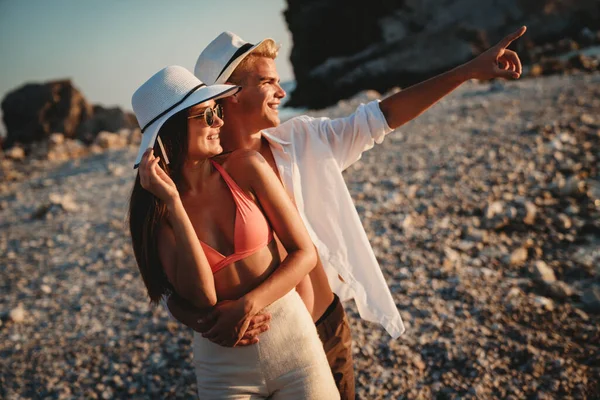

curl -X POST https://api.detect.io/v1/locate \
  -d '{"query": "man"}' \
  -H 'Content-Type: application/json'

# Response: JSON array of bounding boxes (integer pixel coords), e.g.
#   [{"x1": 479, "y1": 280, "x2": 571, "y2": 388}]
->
[{"x1": 168, "y1": 27, "x2": 526, "y2": 398}]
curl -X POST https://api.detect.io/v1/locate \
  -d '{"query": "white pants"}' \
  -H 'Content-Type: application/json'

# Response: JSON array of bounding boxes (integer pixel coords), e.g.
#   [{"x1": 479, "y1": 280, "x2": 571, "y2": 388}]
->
[{"x1": 193, "y1": 290, "x2": 339, "y2": 399}]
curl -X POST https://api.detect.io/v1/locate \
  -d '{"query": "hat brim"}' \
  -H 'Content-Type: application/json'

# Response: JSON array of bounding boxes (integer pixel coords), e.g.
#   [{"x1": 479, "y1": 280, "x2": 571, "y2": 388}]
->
[
  {"x1": 133, "y1": 84, "x2": 240, "y2": 169},
  {"x1": 214, "y1": 38, "x2": 275, "y2": 84}
]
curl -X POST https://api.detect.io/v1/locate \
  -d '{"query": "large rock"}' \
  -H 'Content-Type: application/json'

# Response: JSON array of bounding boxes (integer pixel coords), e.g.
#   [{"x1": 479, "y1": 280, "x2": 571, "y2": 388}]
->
[
  {"x1": 1, "y1": 80, "x2": 93, "y2": 146},
  {"x1": 77, "y1": 106, "x2": 138, "y2": 144},
  {"x1": 1, "y1": 80, "x2": 139, "y2": 150},
  {"x1": 284, "y1": 0, "x2": 600, "y2": 109}
]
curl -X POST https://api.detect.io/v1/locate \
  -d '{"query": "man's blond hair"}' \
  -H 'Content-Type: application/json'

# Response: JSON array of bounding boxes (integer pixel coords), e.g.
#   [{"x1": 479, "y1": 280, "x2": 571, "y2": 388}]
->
[{"x1": 228, "y1": 39, "x2": 279, "y2": 85}]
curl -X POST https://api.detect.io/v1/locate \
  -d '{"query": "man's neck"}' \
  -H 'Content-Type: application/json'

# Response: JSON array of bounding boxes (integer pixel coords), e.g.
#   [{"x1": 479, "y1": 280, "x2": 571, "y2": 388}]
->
[
  {"x1": 219, "y1": 120, "x2": 263, "y2": 153},
  {"x1": 220, "y1": 123, "x2": 277, "y2": 179}
]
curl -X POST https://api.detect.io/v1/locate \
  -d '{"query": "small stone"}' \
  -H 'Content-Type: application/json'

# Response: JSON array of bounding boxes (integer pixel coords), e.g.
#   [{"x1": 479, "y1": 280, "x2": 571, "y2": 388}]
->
[
  {"x1": 546, "y1": 281, "x2": 574, "y2": 300},
  {"x1": 413, "y1": 355, "x2": 426, "y2": 371},
  {"x1": 108, "y1": 165, "x2": 126, "y2": 177},
  {"x1": 581, "y1": 286, "x2": 600, "y2": 313},
  {"x1": 49, "y1": 133, "x2": 65, "y2": 146},
  {"x1": 486, "y1": 201, "x2": 505, "y2": 219},
  {"x1": 510, "y1": 247, "x2": 528, "y2": 266},
  {"x1": 49, "y1": 193, "x2": 79, "y2": 212},
  {"x1": 533, "y1": 261, "x2": 556, "y2": 283},
  {"x1": 524, "y1": 201, "x2": 537, "y2": 225},
  {"x1": 534, "y1": 296, "x2": 554, "y2": 311},
  {"x1": 406, "y1": 185, "x2": 419, "y2": 199},
  {"x1": 529, "y1": 63, "x2": 543, "y2": 77},
  {"x1": 580, "y1": 113, "x2": 595, "y2": 125},
  {"x1": 9, "y1": 306, "x2": 26, "y2": 323},
  {"x1": 6, "y1": 146, "x2": 25, "y2": 160},
  {"x1": 573, "y1": 308, "x2": 589, "y2": 321},
  {"x1": 94, "y1": 131, "x2": 128, "y2": 149},
  {"x1": 561, "y1": 176, "x2": 583, "y2": 196}
]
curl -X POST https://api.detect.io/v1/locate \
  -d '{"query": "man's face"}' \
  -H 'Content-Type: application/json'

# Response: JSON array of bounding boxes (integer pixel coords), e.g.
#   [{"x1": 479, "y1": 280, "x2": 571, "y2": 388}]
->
[{"x1": 232, "y1": 57, "x2": 286, "y2": 131}]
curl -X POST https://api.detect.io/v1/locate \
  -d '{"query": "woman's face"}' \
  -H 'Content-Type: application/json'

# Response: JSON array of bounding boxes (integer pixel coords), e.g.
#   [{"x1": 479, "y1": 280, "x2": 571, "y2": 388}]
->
[{"x1": 186, "y1": 99, "x2": 224, "y2": 160}]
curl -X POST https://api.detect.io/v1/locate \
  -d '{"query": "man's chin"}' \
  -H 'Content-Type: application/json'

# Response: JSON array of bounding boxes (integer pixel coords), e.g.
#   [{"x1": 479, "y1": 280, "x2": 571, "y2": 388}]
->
[
  {"x1": 259, "y1": 117, "x2": 279, "y2": 130},
  {"x1": 264, "y1": 109, "x2": 280, "y2": 127},
  {"x1": 268, "y1": 114, "x2": 281, "y2": 127}
]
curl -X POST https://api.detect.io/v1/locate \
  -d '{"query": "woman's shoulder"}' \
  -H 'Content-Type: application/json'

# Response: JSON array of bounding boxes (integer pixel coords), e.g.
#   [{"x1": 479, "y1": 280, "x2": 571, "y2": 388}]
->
[
  {"x1": 217, "y1": 149, "x2": 270, "y2": 188},
  {"x1": 229, "y1": 148, "x2": 264, "y2": 162},
  {"x1": 221, "y1": 149, "x2": 267, "y2": 170}
]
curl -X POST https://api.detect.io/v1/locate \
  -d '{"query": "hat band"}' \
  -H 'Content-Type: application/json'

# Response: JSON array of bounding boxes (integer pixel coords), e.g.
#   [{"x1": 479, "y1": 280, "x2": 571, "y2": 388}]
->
[
  {"x1": 216, "y1": 43, "x2": 254, "y2": 82},
  {"x1": 141, "y1": 83, "x2": 206, "y2": 133}
]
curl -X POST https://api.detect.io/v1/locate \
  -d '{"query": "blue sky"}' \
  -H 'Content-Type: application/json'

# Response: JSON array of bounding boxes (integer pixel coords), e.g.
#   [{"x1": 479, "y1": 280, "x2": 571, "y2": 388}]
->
[{"x1": 0, "y1": 0, "x2": 293, "y2": 126}]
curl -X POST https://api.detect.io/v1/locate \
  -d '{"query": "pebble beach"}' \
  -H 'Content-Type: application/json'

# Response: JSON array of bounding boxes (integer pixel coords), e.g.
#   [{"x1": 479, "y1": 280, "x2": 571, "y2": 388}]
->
[{"x1": 1, "y1": 72, "x2": 599, "y2": 399}]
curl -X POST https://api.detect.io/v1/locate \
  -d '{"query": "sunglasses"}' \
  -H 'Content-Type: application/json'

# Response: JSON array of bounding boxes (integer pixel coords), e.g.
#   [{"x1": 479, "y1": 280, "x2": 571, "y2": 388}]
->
[{"x1": 187, "y1": 104, "x2": 224, "y2": 126}]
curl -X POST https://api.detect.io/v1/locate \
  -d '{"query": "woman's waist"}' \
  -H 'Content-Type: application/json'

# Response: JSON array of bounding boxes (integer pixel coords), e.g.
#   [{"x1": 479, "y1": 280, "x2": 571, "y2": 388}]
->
[
  {"x1": 212, "y1": 246, "x2": 280, "y2": 301},
  {"x1": 194, "y1": 290, "x2": 317, "y2": 351}
]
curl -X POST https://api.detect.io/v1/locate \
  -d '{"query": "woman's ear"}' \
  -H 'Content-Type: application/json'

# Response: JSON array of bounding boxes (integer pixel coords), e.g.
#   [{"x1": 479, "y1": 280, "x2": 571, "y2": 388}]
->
[{"x1": 223, "y1": 94, "x2": 239, "y2": 105}]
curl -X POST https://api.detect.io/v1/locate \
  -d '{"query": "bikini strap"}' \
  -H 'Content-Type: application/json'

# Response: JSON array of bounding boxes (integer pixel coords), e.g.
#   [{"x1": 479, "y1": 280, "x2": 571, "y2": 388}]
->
[{"x1": 210, "y1": 160, "x2": 252, "y2": 206}]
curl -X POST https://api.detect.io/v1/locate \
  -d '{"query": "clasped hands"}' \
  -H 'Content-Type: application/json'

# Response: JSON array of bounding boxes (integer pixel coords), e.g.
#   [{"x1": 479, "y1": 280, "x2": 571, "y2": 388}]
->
[{"x1": 170, "y1": 293, "x2": 272, "y2": 347}]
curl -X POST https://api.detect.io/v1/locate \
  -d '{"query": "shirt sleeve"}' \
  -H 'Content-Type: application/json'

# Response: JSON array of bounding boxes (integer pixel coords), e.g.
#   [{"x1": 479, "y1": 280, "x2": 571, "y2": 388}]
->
[{"x1": 305, "y1": 99, "x2": 394, "y2": 171}]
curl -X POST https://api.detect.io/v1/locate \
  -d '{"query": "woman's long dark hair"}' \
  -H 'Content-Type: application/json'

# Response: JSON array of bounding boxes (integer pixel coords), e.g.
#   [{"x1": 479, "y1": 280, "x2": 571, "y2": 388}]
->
[{"x1": 128, "y1": 110, "x2": 189, "y2": 304}]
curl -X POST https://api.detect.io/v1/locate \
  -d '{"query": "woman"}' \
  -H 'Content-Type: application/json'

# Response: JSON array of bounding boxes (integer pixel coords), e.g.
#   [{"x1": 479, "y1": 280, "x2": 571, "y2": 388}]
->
[{"x1": 128, "y1": 65, "x2": 338, "y2": 399}]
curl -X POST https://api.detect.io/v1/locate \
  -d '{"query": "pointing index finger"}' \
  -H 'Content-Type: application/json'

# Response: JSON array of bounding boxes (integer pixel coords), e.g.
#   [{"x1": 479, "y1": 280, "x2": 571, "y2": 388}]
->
[{"x1": 499, "y1": 26, "x2": 527, "y2": 49}]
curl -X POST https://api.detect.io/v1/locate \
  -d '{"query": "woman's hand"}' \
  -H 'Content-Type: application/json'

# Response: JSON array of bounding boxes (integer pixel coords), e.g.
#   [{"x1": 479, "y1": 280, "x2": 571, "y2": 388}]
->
[
  {"x1": 166, "y1": 292, "x2": 270, "y2": 345},
  {"x1": 139, "y1": 149, "x2": 179, "y2": 204},
  {"x1": 199, "y1": 304, "x2": 271, "y2": 346},
  {"x1": 201, "y1": 298, "x2": 261, "y2": 347}
]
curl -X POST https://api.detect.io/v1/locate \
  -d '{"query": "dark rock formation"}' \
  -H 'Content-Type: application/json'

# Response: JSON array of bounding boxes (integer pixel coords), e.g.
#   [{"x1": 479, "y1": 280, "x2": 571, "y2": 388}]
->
[
  {"x1": 1, "y1": 80, "x2": 92, "y2": 147},
  {"x1": 1, "y1": 80, "x2": 139, "y2": 148},
  {"x1": 284, "y1": 0, "x2": 600, "y2": 109},
  {"x1": 77, "y1": 105, "x2": 138, "y2": 144}
]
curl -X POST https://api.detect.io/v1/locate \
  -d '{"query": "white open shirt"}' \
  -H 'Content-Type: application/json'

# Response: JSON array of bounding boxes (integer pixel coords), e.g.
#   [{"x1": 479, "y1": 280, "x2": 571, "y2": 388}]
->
[{"x1": 263, "y1": 100, "x2": 405, "y2": 338}]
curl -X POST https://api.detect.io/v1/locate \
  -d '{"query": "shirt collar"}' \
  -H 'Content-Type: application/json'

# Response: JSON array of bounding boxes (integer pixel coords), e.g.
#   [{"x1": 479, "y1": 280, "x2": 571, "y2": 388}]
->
[{"x1": 261, "y1": 129, "x2": 291, "y2": 149}]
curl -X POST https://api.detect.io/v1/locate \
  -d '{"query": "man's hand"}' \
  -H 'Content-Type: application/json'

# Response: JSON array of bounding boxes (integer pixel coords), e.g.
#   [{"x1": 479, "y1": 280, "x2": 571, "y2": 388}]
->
[
  {"x1": 167, "y1": 293, "x2": 270, "y2": 346},
  {"x1": 465, "y1": 26, "x2": 527, "y2": 81},
  {"x1": 201, "y1": 299, "x2": 271, "y2": 347}
]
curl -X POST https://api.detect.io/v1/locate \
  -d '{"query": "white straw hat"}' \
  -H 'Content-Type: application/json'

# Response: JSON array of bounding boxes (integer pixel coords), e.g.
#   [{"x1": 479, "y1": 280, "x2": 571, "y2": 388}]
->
[
  {"x1": 194, "y1": 31, "x2": 275, "y2": 84},
  {"x1": 131, "y1": 65, "x2": 241, "y2": 168}
]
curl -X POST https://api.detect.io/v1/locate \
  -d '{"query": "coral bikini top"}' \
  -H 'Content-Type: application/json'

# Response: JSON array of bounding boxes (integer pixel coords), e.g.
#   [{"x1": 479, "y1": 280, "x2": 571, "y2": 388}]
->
[{"x1": 199, "y1": 160, "x2": 273, "y2": 274}]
